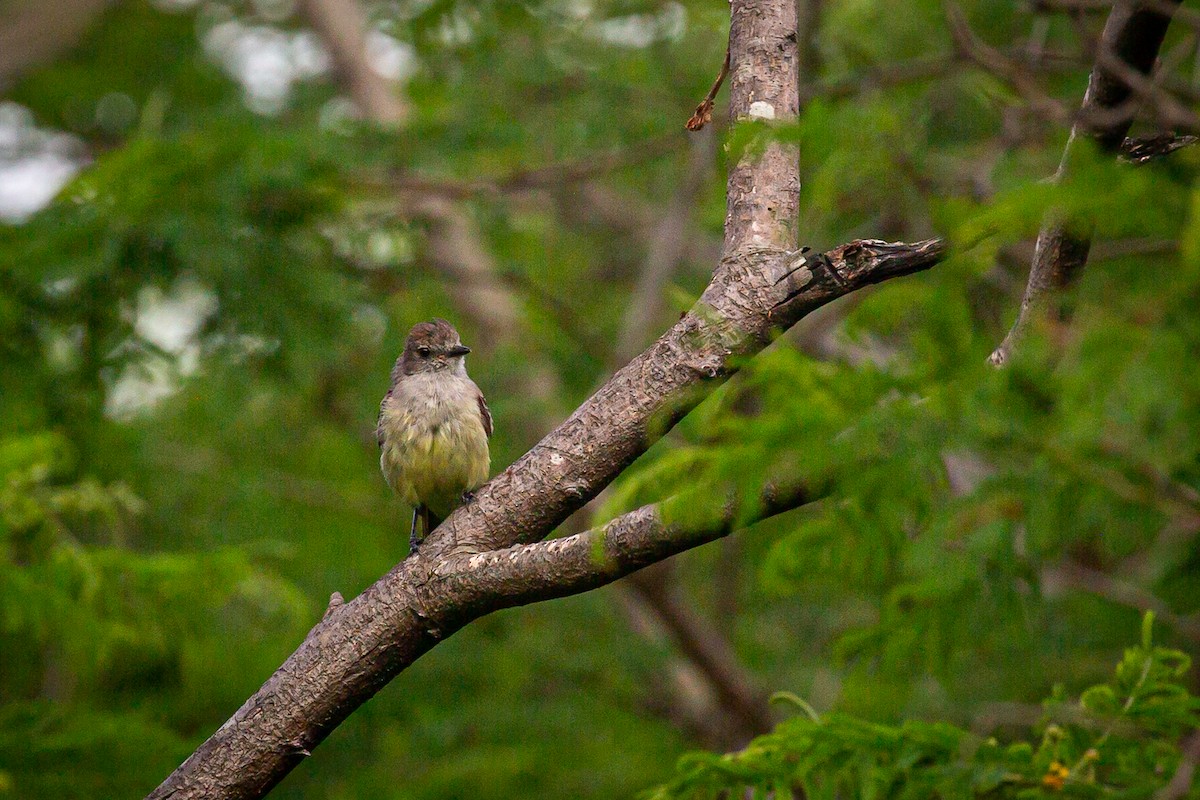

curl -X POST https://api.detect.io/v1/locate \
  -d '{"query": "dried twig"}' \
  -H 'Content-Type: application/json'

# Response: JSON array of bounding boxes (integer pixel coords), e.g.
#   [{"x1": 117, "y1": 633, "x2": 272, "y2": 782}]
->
[
  {"x1": 1120, "y1": 132, "x2": 1200, "y2": 162},
  {"x1": 687, "y1": 45, "x2": 732, "y2": 131}
]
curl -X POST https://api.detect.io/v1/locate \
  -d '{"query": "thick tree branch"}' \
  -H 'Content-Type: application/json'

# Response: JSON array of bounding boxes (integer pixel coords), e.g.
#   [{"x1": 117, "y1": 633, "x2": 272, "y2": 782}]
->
[
  {"x1": 438, "y1": 483, "x2": 811, "y2": 610},
  {"x1": 724, "y1": 0, "x2": 799, "y2": 256},
  {"x1": 145, "y1": 0, "x2": 943, "y2": 793},
  {"x1": 989, "y1": 0, "x2": 1183, "y2": 366},
  {"x1": 146, "y1": 235, "x2": 943, "y2": 800}
]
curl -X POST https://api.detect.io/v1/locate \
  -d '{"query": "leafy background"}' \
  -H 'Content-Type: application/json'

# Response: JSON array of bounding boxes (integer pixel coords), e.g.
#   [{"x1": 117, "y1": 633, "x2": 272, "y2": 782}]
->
[{"x1": 0, "y1": 0, "x2": 1197, "y2": 797}]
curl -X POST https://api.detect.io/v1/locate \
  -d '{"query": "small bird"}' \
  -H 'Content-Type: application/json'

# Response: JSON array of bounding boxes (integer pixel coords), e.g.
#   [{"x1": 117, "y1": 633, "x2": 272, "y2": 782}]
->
[{"x1": 377, "y1": 319, "x2": 491, "y2": 552}]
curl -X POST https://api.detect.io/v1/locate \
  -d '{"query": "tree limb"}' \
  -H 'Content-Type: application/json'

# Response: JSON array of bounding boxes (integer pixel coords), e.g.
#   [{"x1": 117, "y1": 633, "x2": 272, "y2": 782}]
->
[
  {"x1": 436, "y1": 482, "x2": 812, "y2": 610},
  {"x1": 145, "y1": 0, "x2": 943, "y2": 792},
  {"x1": 145, "y1": 234, "x2": 944, "y2": 800},
  {"x1": 989, "y1": 0, "x2": 1184, "y2": 366}
]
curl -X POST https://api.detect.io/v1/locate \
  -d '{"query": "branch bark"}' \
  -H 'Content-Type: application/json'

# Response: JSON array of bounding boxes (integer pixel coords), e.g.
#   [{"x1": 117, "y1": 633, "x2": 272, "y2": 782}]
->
[
  {"x1": 145, "y1": 0, "x2": 945, "y2": 793},
  {"x1": 607, "y1": 126, "x2": 770, "y2": 746},
  {"x1": 989, "y1": 0, "x2": 1184, "y2": 366},
  {"x1": 146, "y1": 234, "x2": 944, "y2": 799}
]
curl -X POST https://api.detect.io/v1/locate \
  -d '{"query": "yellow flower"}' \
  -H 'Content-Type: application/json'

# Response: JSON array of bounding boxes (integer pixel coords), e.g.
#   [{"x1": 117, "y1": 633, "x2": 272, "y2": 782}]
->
[{"x1": 1041, "y1": 761, "x2": 1070, "y2": 791}]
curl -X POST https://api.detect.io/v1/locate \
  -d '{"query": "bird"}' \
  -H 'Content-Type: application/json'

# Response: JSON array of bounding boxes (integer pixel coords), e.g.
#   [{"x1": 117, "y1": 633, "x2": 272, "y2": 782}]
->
[{"x1": 377, "y1": 319, "x2": 491, "y2": 553}]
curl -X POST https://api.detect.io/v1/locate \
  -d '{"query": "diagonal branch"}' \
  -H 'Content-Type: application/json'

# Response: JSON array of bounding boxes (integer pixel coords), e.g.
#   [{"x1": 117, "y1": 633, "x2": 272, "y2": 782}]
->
[
  {"x1": 441, "y1": 482, "x2": 812, "y2": 610},
  {"x1": 145, "y1": 235, "x2": 944, "y2": 800},
  {"x1": 626, "y1": 571, "x2": 774, "y2": 737},
  {"x1": 398, "y1": 191, "x2": 521, "y2": 343},
  {"x1": 989, "y1": 0, "x2": 1184, "y2": 366},
  {"x1": 145, "y1": 0, "x2": 943, "y2": 793}
]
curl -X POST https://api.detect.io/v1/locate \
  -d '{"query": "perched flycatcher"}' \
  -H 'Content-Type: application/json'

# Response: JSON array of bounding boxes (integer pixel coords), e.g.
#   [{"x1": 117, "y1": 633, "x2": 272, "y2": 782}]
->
[{"x1": 377, "y1": 319, "x2": 492, "y2": 551}]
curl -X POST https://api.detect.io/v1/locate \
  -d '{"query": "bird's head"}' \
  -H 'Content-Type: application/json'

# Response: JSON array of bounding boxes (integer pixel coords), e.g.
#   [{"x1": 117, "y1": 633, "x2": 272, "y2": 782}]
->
[{"x1": 398, "y1": 318, "x2": 471, "y2": 376}]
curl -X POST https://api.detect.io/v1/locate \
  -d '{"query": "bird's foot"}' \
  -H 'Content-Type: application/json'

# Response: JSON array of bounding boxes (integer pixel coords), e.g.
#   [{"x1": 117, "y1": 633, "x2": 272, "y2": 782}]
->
[
  {"x1": 461, "y1": 489, "x2": 476, "y2": 504},
  {"x1": 407, "y1": 508, "x2": 421, "y2": 557}
]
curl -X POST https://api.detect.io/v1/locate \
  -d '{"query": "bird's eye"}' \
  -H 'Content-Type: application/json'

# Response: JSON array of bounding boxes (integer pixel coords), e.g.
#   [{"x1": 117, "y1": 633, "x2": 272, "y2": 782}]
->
[{"x1": 417, "y1": 346, "x2": 431, "y2": 357}]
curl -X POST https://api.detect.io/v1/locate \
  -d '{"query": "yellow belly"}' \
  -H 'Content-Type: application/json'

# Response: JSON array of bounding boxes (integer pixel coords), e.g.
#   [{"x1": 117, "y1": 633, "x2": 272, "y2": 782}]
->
[{"x1": 379, "y1": 401, "x2": 490, "y2": 519}]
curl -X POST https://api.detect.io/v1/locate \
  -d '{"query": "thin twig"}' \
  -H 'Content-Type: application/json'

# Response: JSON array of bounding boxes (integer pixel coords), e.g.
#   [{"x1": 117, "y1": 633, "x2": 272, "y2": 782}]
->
[
  {"x1": 946, "y1": 2, "x2": 1072, "y2": 124},
  {"x1": 686, "y1": 45, "x2": 732, "y2": 131}
]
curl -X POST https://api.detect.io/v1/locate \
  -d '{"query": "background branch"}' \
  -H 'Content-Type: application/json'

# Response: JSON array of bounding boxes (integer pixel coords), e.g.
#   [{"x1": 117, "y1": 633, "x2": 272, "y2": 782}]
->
[
  {"x1": 298, "y1": 0, "x2": 408, "y2": 125},
  {"x1": 989, "y1": 0, "x2": 1184, "y2": 366},
  {"x1": 0, "y1": 0, "x2": 114, "y2": 90}
]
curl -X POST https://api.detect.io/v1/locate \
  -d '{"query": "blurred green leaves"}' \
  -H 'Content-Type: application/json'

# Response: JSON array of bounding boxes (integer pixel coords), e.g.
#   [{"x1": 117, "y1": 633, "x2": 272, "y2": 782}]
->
[
  {"x1": 1, "y1": 0, "x2": 1198, "y2": 798},
  {"x1": 648, "y1": 616, "x2": 1200, "y2": 800}
]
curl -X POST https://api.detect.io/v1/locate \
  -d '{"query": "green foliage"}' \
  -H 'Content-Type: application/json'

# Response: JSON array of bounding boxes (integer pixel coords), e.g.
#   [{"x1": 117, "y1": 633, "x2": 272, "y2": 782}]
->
[
  {"x1": 2, "y1": 0, "x2": 1198, "y2": 798},
  {"x1": 649, "y1": 616, "x2": 1200, "y2": 800},
  {"x1": 0, "y1": 429, "x2": 309, "y2": 798}
]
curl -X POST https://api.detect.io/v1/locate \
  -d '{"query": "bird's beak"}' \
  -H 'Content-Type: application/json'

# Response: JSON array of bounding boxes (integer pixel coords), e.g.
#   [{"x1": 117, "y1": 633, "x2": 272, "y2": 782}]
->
[{"x1": 448, "y1": 344, "x2": 471, "y2": 356}]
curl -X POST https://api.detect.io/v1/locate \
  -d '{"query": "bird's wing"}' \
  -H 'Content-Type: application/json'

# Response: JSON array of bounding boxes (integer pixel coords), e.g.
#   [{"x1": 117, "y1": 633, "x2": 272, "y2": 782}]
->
[
  {"x1": 477, "y1": 388, "x2": 493, "y2": 438},
  {"x1": 376, "y1": 388, "x2": 391, "y2": 449}
]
